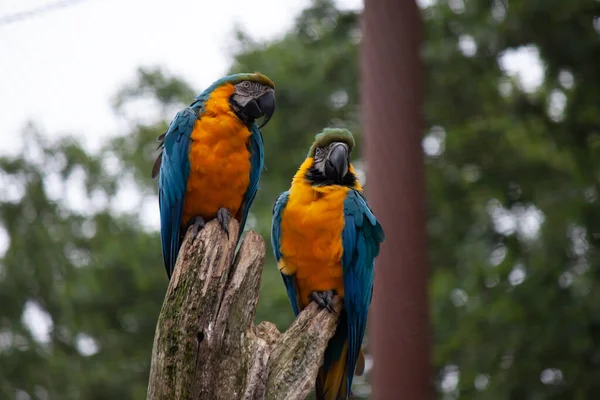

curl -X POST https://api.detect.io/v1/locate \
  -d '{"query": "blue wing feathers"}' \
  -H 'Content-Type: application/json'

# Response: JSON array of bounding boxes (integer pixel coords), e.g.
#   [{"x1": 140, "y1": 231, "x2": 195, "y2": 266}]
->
[
  {"x1": 271, "y1": 191, "x2": 289, "y2": 261},
  {"x1": 271, "y1": 191, "x2": 301, "y2": 316},
  {"x1": 339, "y1": 189, "x2": 385, "y2": 393},
  {"x1": 157, "y1": 108, "x2": 196, "y2": 278},
  {"x1": 281, "y1": 273, "x2": 300, "y2": 316},
  {"x1": 238, "y1": 124, "x2": 265, "y2": 237}
]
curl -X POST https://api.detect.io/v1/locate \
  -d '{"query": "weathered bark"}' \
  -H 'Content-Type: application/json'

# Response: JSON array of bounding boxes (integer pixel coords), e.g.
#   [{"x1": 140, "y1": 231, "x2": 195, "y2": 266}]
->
[{"x1": 147, "y1": 219, "x2": 342, "y2": 400}]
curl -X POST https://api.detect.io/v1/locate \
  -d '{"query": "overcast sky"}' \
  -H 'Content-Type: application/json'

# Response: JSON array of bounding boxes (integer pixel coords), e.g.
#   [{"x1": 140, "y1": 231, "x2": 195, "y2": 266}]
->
[
  {"x1": 0, "y1": 0, "x2": 541, "y2": 156},
  {"x1": 0, "y1": 0, "x2": 362, "y2": 156}
]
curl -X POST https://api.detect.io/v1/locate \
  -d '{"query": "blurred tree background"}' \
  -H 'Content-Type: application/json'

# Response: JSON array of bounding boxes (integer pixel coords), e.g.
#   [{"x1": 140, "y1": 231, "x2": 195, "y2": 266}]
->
[{"x1": 2, "y1": 0, "x2": 600, "y2": 398}]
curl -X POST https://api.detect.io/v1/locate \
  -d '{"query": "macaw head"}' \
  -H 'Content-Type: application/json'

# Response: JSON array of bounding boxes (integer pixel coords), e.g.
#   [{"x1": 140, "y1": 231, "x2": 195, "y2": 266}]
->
[
  {"x1": 215, "y1": 72, "x2": 276, "y2": 129},
  {"x1": 305, "y1": 128, "x2": 357, "y2": 187}
]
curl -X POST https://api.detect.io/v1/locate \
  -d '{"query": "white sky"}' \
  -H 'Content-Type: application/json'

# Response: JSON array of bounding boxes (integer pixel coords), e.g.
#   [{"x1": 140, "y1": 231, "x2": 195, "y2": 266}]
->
[
  {"x1": 0, "y1": 0, "x2": 362, "y2": 156},
  {"x1": 0, "y1": 0, "x2": 544, "y2": 157},
  {"x1": 0, "y1": 0, "x2": 541, "y2": 157}
]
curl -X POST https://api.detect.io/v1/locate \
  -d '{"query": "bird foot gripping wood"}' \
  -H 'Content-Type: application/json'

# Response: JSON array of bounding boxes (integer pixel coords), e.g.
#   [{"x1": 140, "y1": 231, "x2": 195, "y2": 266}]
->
[
  {"x1": 187, "y1": 216, "x2": 206, "y2": 239},
  {"x1": 217, "y1": 207, "x2": 232, "y2": 238},
  {"x1": 310, "y1": 290, "x2": 337, "y2": 313},
  {"x1": 184, "y1": 208, "x2": 229, "y2": 241}
]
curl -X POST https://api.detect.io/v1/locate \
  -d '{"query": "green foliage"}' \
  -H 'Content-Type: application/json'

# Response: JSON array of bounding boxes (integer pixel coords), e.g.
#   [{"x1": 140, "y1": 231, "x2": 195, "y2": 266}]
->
[
  {"x1": 2, "y1": 0, "x2": 600, "y2": 398},
  {"x1": 424, "y1": 0, "x2": 600, "y2": 398},
  {"x1": 0, "y1": 125, "x2": 166, "y2": 399}
]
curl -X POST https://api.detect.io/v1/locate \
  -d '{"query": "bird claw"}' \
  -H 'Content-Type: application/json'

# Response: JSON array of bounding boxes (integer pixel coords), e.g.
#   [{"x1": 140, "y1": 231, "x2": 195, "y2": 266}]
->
[
  {"x1": 310, "y1": 290, "x2": 336, "y2": 313},
  {"x1": 217, "y1": 208, "x2": 232, "y2": 238},
  {"x1": 189, "y1": 216, "x2": 206, "y2": 239}
]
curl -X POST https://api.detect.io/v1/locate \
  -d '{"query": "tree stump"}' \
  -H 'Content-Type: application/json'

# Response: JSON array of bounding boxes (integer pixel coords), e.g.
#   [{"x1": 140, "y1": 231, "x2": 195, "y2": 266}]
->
[{"x1": 146, "y1": 219, "x2": 342, "y2": 400}]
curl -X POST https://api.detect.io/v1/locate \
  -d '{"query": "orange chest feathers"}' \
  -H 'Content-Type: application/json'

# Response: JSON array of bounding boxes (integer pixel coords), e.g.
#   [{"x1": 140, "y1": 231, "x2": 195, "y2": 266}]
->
[
  {"x1": 182, "y1": 84, "x2": 252, "y2": 225},
  {"x1": 279, "y1": 183, "x2": 350, "y2": 306}
]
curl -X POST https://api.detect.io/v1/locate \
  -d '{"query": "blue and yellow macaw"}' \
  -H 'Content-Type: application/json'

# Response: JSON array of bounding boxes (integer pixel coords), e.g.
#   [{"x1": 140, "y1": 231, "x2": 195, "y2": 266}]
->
[
  {"x1": 271, "y1": 128, "x2": 385, "y2": 400},
  {"x1": 152, "y1": 72, "x2": 275, "y2": 278}
]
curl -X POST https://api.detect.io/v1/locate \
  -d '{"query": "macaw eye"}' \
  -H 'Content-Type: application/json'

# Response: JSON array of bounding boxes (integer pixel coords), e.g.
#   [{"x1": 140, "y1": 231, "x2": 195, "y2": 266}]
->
[
  {"x1": 315, "y1": 148, "x2": 326, "y2": 157},
  {"x1": 242, "y1": 81, "x2": 251, "y2": 89}
]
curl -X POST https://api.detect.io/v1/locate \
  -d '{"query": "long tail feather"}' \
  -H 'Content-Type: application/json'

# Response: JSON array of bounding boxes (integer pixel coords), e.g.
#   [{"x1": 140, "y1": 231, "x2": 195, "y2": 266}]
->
[
  {"x1": 355, "y1": 349, "x2": 365, "y2": 376},
  {"x1": 316, "y1": 310, "x2": 359, "y2": 400},
  {"x1": 316, "y1": 344, "x2": 349, "y2": 400}
]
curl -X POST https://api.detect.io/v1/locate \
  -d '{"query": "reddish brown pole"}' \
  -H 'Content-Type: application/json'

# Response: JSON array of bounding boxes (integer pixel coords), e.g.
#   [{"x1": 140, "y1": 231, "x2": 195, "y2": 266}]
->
[{"x1": 362, "y1": 1, "x2": 431, "y2": 399}]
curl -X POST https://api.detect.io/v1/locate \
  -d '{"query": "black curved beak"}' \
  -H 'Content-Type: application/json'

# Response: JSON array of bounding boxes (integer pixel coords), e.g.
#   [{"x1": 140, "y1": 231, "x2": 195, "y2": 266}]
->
[
  {"x1": 324, "y1": 142, "x2": 349, "y2": 183},
  {"x1": 240, "y1": 90, "x2": 275, "y2": 129},
  {"x1": 256, "y1": 90, "x2": 275, "y2": 129}
]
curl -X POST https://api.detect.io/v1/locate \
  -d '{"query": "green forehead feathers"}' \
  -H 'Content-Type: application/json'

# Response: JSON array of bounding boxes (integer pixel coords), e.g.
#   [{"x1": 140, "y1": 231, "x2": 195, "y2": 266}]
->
[
  {"x1": 220, "y1": 72, "x2": 275, "y2": 88},
  {"x1": 308, "y1": 128, "x2": 356, "y2": 157},
  {"x1": 198, "y1": 72, "x2": 274, "y2": 99}
]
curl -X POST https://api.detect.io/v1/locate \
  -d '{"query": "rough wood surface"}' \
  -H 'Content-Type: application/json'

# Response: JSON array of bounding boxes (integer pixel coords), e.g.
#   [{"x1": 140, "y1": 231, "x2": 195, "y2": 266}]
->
[{"x1": 146, "y1": 219, "x2": 342, "y2": 400}]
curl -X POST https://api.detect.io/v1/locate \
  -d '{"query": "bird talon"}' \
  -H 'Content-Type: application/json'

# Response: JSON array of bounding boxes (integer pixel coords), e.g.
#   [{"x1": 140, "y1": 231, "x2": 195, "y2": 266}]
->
[
  {"x1": 187, "y1": 216, "x2": 206, "y2": 239},
  {"x1": 311, "y1": 292, "x2": 326, "y2": 309},
  {"x1": 311, "y1": 290, "x2": 336, "y2": 313},
  {"x1": 193, "y1": 220, "x2": 205, "y2": 238},
  {"x1": 217, "y1": 208, "x2": 232, "y2": 238}
]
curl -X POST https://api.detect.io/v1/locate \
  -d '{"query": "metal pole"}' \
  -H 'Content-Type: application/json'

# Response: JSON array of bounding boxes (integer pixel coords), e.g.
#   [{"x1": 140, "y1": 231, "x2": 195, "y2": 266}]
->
[{"x1": 361, "y1": 1, "x2": 431, "y2": 398}]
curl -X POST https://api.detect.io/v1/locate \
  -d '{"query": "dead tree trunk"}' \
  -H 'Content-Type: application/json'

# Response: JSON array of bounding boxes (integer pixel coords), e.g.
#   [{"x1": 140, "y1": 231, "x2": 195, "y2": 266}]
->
[{"x1": 146, "y1": 219, "x2": 342, "y2": 400}]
